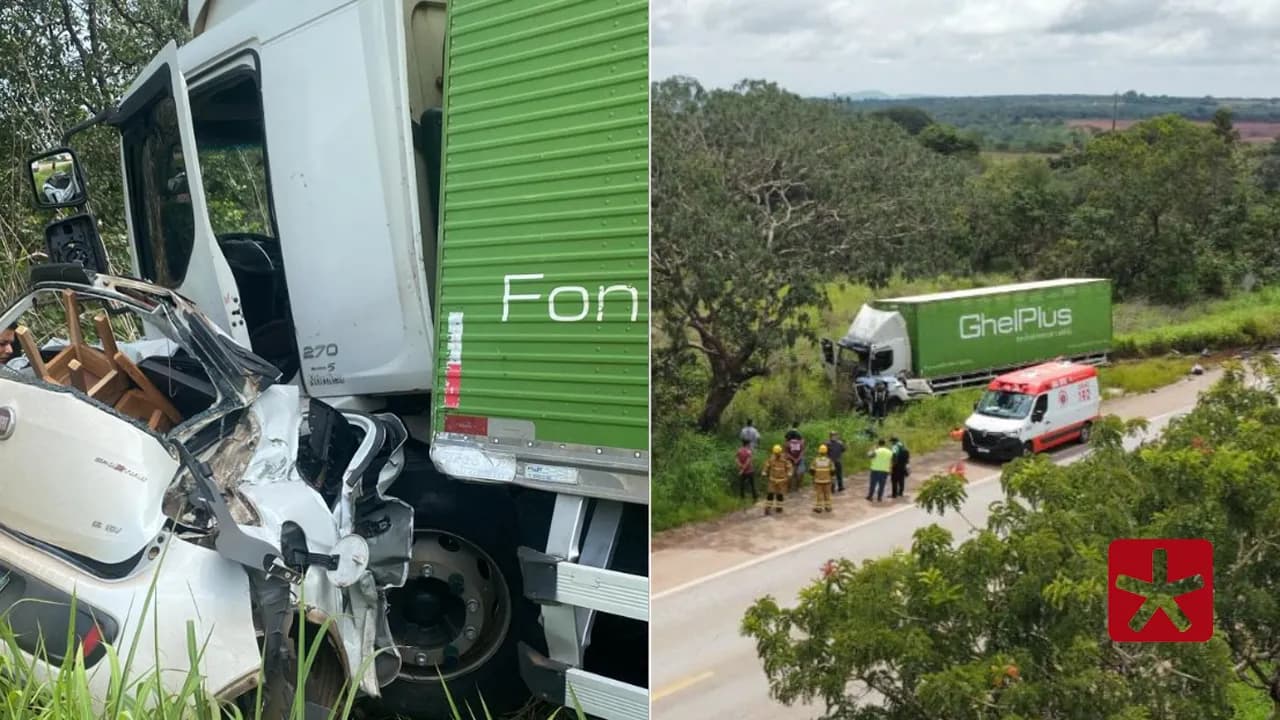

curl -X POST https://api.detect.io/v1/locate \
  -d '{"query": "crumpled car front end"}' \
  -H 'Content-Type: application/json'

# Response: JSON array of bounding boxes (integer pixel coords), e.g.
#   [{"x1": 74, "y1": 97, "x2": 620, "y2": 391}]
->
[{"x1": 0, "y1": 273, "x2": 414, "y2": 712}]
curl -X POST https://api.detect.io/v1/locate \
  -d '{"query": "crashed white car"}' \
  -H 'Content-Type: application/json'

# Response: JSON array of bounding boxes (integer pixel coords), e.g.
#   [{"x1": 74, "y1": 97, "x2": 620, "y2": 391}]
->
[{"x1": 0, "y1": 270, "x2": 414, "y2": 715}]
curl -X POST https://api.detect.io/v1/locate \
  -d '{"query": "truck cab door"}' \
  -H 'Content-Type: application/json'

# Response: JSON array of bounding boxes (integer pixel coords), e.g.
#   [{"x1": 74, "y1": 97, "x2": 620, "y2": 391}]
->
[{"x1": 112, "y1": 41, "x2": 250, "y2": 348}]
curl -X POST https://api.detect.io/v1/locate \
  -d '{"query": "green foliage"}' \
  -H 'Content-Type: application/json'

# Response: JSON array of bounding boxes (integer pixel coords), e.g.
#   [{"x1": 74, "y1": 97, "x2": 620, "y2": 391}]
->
[
  {"x1": 0, "y1": 1, "x2": 189, "y2": 301},
  {"x1": 918, "y1": 122, "x2": 982, "y2": 156},
  {"x1": 1114, "y1": 289, "x2": 1280, "y2": 356},
  {"x1": 651, "y1": 77, "x2": 970, "y2": 430},
  {"x1": 743, "y1": 359, "x2": 1280, "y2": 719},
  {"x1": 870, "y1": 106, "x2": 935, "y2": 135},
  {"x1": 1061, "y1": 115, "x2": 1246, "y2": 302}
]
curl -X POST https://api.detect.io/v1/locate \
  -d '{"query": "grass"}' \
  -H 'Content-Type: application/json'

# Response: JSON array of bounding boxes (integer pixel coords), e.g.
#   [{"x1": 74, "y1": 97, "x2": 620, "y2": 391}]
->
[
  {"x1": 0, "y1": 523, "x2": 580, "y2": 720},
  {"x1": 1098, "y1": 357, "x2": 1195, "y2": 395},
  {"x1": 0, "y1": 609, "x2": 582, "y2": 720},
  {"x1": 653, "y1": 389, "x2": 981, "y2": 532},
  {"x1": 1114, "y1": 287, "x2": 1280, "y2": 356},
  {"x1": 1230, "y1": 681, "x2": 1272, "y2": 719}
]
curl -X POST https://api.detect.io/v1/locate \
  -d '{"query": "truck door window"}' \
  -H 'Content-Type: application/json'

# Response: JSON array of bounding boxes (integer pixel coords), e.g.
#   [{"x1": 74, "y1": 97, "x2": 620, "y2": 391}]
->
[
  {"x1": 1034, "y1": 394, "x2": 1049, "y2": 415},
  {"x1": 190, "y1": 75, "x2": 274, "y2": 238},
  {"x1": 122, "y1": 95, "x2": 195, "y2": 288},
  {"x1": 871, "y1": 349, "x2": 893, "y2": 374}
]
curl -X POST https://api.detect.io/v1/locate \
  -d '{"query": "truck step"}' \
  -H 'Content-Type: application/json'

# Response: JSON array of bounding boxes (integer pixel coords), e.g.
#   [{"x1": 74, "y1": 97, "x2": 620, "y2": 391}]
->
[
  {"x1": 518, "y1": 546, "x2": 648, "y2": 621},
  {"x1": 519, "y1": 643, "x2": 648, "y2": 720},
  {"x1": 519, "y1": 494, "x2": 648, "y2": 718}
]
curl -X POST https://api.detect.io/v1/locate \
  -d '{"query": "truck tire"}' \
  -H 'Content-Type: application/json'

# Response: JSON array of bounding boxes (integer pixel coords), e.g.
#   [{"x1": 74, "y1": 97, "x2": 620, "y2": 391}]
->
[{"x1": 373, "y1": 464, "x2": 544, "y2": 720}]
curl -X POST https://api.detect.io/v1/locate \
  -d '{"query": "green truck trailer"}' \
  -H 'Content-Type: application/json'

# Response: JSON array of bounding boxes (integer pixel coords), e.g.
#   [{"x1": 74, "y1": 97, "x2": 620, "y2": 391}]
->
[{"x1": 821, "y1": 279, "x2": 1112, "y2": 407}]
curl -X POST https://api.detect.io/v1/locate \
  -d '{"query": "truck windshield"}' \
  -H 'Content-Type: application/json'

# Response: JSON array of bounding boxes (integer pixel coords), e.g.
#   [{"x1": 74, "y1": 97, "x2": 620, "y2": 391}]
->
[
  {"x1": 975, "y1": 389, "x2": 1034, "y2": 419},
  {"x1": 850, "y1": 345, "x2": 893, "y2": 375}
]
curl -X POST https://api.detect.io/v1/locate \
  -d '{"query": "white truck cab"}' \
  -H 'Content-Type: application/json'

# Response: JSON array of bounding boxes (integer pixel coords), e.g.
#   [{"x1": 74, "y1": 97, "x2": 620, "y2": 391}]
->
[{"x1": 962, "y1": 361, "x2": 1101, "y2": 461}]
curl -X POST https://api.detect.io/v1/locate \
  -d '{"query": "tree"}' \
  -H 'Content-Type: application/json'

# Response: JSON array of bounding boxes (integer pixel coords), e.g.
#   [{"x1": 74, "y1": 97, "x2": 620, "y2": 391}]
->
[
  {"x1": 1059, "y1": 115, "x2": 1245, "y2": 301},
  {"x1": 1256, "y1": 139, "x2": 1280, "y2": 194},
  {"x1": 1212, "y1": 107, "x2": 1241, "y2": 145},
  {"x1": 960, "y1": 157, "x2": 1072, "y2": 274},
  {"x1": 743, "y1": 360, "x2": 1280, "y2": 719},
  {"x1": 0, "y1": 1, "x2": 188, "y2": 299},
  {"x1": 650, "y1": 78, "x2": 968, "y2": 431},
  {"x1": 870, "y1": 106, "x2": 935, "y2": 136},
  {"x1": 918, "y1": 123, "x2": 981, "y2": 156}
]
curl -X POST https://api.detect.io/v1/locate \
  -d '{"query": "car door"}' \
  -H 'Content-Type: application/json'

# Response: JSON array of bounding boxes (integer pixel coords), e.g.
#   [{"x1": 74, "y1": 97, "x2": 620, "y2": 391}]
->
[{"x1": 112, "y1": 41, "x2": 250, "y2": 349}]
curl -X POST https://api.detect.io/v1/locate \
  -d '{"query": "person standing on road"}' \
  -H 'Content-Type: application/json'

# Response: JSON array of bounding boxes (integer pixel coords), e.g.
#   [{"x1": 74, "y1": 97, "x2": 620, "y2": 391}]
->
[
  {"x1": 763, "y1": 445, "x2": 793, "y2": 515},
  {"x1": 867, "y1": 438, "x2": 893, "y2": 502},
  {"x1": 890, "y1": 436, "x2": 910, "y2": 499},
  {"x1": 740, "y1": 419, "x2": 760, "y2": 450},
  {"x1": 810, "y1": 444, "x2": 835, "y2": 513},
  {"x1": 735, "y1": 439, "x2": 757, "y2": 502},
  {"x1": 826, "y1": 430, "x2": 845, "y2": 493},
  {"x1": 784, "y1": 429, "x2": 806, "y2": 493}
]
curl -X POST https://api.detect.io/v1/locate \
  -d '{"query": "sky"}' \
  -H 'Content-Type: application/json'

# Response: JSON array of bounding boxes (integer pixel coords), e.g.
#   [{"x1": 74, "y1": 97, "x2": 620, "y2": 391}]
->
[{"x1": 651, "y1": 0, "x2": 1280, "y2": 98}]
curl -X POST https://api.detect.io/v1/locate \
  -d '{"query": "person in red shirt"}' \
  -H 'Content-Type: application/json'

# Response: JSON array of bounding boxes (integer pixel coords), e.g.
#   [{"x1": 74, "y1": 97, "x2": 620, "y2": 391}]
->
[
  {"x1": 784, "y1": 431, "x2": 806, "y2": 493},
  {"x1": 735, "y1": 439, "x2": 757, "y2": 501}
]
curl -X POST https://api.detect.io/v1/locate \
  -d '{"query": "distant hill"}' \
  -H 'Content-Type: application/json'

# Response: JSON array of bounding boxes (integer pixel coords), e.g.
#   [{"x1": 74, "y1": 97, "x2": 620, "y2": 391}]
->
[{"x1": 835, "y1": 92, "x2": 1280, "y2": 124}]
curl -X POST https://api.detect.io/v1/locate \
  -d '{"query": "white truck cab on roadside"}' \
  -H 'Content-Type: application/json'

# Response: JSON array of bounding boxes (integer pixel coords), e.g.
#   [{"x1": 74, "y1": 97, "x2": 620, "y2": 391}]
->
[{"x1": 962, "y1": 361, "x2": 1101, "y2": 461}]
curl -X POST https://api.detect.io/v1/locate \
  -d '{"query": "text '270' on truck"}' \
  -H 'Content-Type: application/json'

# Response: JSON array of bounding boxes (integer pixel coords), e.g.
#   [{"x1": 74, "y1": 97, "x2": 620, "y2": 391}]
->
[
  {"x1": 0, "y1": 1, "x2": 649, "y2": 719},
  {"x1": 820, "y1": 278, "x2": 1113, "y2": 411}
]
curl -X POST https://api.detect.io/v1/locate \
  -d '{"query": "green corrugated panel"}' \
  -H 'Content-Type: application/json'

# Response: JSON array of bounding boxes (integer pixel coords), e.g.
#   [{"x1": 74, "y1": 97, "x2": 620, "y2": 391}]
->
[
  {"x1": 432, "y1": 0, "x2": 649, "y2": 451},
  {"x1": 874, "y1": 279, "x2": 1112, "y2": 379}
]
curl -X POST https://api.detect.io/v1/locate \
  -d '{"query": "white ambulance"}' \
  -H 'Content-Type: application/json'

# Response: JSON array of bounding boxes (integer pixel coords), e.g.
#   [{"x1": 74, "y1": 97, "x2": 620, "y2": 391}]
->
[{"x1": 962, "y1": 361, "x2": 1102, "y2": 461}]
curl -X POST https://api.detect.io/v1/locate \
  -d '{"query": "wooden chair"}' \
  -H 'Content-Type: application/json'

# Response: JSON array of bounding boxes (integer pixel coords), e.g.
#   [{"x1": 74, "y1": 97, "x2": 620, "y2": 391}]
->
[{"x1": 15, "y1": 289, "x2": 182, "y2": 433}]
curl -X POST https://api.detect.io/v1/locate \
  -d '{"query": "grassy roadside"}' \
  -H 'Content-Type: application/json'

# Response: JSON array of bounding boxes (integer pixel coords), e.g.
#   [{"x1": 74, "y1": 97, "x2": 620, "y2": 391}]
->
[
  {"x1": 653, "y1": 355, "x2": 1197, "y2": 532},
  {"x1": 0, "y1": 612, "x2": 573, "y2": 720},
  {"x1": 655, "y1": 284, "x2": 1280, "y2": 534}
]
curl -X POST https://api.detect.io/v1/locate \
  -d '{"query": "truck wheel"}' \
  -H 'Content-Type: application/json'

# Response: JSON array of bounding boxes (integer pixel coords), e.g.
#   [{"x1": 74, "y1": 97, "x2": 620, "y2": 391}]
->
[
  {"x1": 1078, "y1": 422, "x2": 1092, "y2": 444},
  {"x1": 374, "y1": 475, "x2": 541, "y2": 719}
]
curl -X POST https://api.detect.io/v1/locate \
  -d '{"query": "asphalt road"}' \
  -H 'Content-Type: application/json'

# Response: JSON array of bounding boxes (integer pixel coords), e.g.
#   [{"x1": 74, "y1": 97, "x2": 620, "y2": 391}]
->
[{"x1": 651, "y1": 407, "x2": 1188, "y2": 720}]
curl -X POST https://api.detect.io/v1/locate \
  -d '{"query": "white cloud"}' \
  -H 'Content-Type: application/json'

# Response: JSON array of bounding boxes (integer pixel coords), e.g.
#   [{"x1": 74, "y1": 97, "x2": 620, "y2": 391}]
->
[{"x1": 651, "y1": 0, "x2": 1280, "y2": 96}]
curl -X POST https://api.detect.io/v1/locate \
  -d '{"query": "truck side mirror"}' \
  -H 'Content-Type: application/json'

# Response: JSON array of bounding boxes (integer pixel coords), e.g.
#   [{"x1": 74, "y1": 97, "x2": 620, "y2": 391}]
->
[{"x1": 27, "y1": 148, "x2": 88, "y2": 209}]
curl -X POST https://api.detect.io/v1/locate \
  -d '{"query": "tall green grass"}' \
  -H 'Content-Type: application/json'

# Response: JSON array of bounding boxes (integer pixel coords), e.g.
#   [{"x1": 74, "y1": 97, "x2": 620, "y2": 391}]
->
[
  {"x1": 1114, "y1": 287, "x2": 1280, "y2": 356},
  {"x1": 0, "y1": 610, "x2": 581, "y2": 720}
]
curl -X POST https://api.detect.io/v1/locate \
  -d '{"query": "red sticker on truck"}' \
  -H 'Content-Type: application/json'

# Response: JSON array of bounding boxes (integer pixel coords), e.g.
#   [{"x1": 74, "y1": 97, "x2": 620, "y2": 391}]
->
[{"x1": 444, "y1": 312, "x2": 463, "y2": 408}]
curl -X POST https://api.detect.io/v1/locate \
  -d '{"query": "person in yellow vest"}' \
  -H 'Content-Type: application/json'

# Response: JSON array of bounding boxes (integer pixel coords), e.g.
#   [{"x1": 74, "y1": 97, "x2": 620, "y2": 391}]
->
[
  {"x1": 866, "y1": 438, "x2": 894, "y2": 502},
  {"x1": 810, "y1": 444, "x2": 835, "y2": 513},
  {"x1": 762, "y1": 444, "x2": 793, "y2": 515}
]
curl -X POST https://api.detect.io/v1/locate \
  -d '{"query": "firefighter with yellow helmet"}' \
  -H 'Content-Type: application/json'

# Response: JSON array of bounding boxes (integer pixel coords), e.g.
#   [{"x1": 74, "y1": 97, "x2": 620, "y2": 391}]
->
[
  {"x1": 810, "y1": 443, "x2": 835, "y2": 513},
  {"x1": 762, "y1": 444, "x2": 793, "y2": 515}
]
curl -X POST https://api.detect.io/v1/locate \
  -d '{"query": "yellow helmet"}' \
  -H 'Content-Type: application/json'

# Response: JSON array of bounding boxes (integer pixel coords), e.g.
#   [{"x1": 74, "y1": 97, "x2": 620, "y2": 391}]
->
[
  {"x1": 772, "y1": 444, "x2": 782, "y2": 454},
  {"x1": 818, "y1": 444, "x2": 828, "y2": 455}
]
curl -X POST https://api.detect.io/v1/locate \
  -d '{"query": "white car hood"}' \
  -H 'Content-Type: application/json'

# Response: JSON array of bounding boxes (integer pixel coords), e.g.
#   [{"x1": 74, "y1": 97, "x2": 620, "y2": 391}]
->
[{"x1": 965, "y1": 413, "x2": 1028, "y2": 434}]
